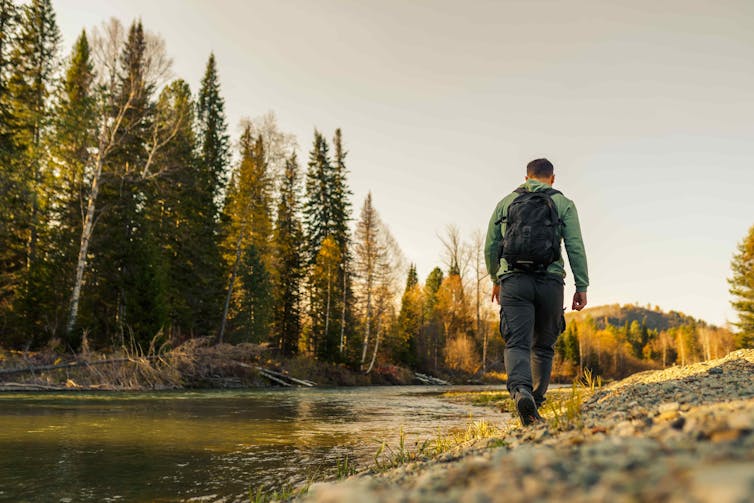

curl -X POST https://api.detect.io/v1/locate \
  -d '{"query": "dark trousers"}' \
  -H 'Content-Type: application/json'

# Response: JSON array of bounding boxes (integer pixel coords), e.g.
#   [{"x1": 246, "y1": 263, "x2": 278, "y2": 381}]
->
[{"x1": 499, "y1": 273, "x2": 564, "y2": 405}]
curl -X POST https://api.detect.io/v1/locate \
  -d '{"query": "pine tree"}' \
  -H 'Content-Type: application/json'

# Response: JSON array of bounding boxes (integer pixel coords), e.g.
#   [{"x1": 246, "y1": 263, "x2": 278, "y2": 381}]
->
[
  {"x1": 45, "y1": 30, "x2": 96, "y2": 344},
  {"x1": 729, "y1": 224, "x2": 754, "y2": 348},
  {"x1": 422, "y1": 267, "x2": 444, "y2": 371},
  {"x1": 7, "y1": 0, "x2": 60, "y2": 273},
  {"x1": 330, "y1": 128, "x2": 355, "y2": 359},
  {"x1": 303, "y1": 130, "x2": 333, "y2": 262},
  {"x1": 147, "y1": 79, "x2": 225, "y2": 337},
  {"x1": 196, "y1": 53, "x2": 230, "y2": 220},
  {"x1": 82, "y1": 21, "x2": 167, "y2": 346},
  {"x1": 0, "y1": 0, "x2": 18, "y2": 158},
  {"x1": 66, "y1": 19, "x2": 179, "y2": 337},
  {"x1": 396, "y1": 264, "x2": 422, "y2": 367},
  {"x1": 218, "y1": 126, "x2": 273, "y2": 342},
  {"x1": 330, "y1": 129, "x2": 352, "y2": 255},
  {"x1": 0, "y1": 0, "x2": 20, "y2": 342},
  {"x1": 272, "y1": 153, "x2": 304, "y2": 355},
  {"x1": 237, "y1": 243, "x2": 272, "y2": 342},
  {"x1": 0, "y1": 0, "x2": 61, "y2": 345}
]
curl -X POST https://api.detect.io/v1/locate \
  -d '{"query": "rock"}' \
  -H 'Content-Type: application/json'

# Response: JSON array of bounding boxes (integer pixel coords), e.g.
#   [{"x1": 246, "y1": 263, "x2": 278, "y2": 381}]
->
[
  {"x1": 726, "y1": 412, "x2": 754, "y2": 431},
  {"x1": 708, "y1": 367, "x2": 723, "y2": 375},
  {"x1": 659, "y1": 402, "x2": 680, "y2": 413}
]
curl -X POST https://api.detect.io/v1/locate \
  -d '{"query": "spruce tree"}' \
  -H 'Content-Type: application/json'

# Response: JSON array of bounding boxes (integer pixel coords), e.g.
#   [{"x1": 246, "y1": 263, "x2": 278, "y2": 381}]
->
[
  {"x1": 729, "y1": 224, "x2": 754, "y2": 348},
  {"x1": 83, "y1": 21, "x2": 166, "y2": 346},
  {"x1": 397, "y1": 264, "x2": 422, "y2": 367},
  {"x1": 0, "y1": 0, "x2": 18, "y2": 158},
  {"x1": 303, "y1": 130, "x2": 332, "y2": 262},
  {"x1": 148, "y1": 79, "x2": 225, "y2": 337},
  {"x1": 196, "y1": 53, "x2": 230, "y2": 220},
  {"x1": 272, "y1": 153, "x2": 304, "y2": 355},
  {"x1": 330, "y1": 128, "x2": 352, "y2": 255},
  {"x1": 237, "y1": 243, "x2": 272, "y2": 343},
  {"x1": 3, "y1": 0, "x2": 60, "y2": 345},
  {"x1": 0, "y1": 0, "x2": 21, "y2": 343},
  {"x1": 46, "y1": 30, "x2": 96, "y2": 344}
]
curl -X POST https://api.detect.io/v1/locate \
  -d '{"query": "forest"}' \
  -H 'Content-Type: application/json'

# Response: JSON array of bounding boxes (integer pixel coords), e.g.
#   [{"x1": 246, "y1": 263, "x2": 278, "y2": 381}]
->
[{"x1": 1, "y1": 0, "x2": 751, "y2": 382}]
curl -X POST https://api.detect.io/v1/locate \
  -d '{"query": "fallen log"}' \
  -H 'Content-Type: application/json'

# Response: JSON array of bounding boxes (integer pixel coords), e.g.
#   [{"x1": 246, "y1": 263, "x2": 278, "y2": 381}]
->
[
  {"x1": 414, "y1": 372, "x2": 451, "y2": 386},
  {"x1": 258, "y1": 369, "x2": 292, "y2": 387},
  {"x1": 229, "y1": 360, "x2": 316, "y2": 387}
]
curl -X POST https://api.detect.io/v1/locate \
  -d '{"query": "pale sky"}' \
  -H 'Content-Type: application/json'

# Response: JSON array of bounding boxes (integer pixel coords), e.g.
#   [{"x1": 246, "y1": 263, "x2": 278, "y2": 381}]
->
[{"x1": 53, "y1": 0, "x2": 754, "y2": 327}]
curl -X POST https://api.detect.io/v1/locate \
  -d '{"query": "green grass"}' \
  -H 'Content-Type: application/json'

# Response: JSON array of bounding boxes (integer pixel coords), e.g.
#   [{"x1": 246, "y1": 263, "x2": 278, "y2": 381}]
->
[
  {"x1": 541, "y1": 368, "x2": 602, "y2": 431},
  {"x1": 371, "y1": 419, "x2": 504, "y2": 472},
  {"x1": 249, "y1": 483, "x2": 309, "y2": 503}
]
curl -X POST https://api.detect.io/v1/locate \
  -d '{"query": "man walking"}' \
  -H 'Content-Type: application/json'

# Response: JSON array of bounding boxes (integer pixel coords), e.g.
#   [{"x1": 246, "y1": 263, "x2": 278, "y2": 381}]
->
[{"x1": 485, "y1": 158, "x2": 589, "y2": 425}]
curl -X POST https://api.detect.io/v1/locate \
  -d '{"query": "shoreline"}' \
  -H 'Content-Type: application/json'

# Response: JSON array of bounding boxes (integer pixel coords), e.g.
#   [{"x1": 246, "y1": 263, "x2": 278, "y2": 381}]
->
[
  {"x1": 0, "y1": 338, "x2": 491, "y2": 392},
  {"x1": 301, "y1": 349, "x2": 754, "y2": 503}
]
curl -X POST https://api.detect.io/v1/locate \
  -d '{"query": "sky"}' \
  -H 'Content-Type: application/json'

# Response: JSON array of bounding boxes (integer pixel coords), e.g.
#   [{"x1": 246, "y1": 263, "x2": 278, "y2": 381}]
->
[{"x1": 53, "y1": 0, "x2": 754, "y2": 326}]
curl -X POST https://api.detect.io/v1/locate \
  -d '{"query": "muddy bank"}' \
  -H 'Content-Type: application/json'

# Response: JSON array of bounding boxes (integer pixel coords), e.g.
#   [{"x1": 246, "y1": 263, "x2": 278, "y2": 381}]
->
[
  {"x1": 302, "y1": 349, "x2": 754, "y2": 503},
  {"x1": 0, "y1": 338, "x2": 426, "y2": 391}
]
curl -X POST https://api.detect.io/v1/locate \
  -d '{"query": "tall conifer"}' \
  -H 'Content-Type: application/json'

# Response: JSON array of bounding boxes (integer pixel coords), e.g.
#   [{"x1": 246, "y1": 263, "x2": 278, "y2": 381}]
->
[
  {"x1": 46, "y1": 30, "x2": 96, "y2": 343},
  {"x1": 219, "y1": 126, "x2": 273, "y2": 342},
  {"x1": 272, "y1": 153, "x2": 304, "y2": 355},
  {"x1": 4, "y1": 0, "x2": 60, "y2": 345}
]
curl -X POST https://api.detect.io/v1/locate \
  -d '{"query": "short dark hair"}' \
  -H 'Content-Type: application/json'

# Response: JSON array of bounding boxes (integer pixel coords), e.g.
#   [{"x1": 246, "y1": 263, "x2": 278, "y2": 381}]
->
[{"x1": 527, "y1": 158, "x2": 554, "y2": 178}]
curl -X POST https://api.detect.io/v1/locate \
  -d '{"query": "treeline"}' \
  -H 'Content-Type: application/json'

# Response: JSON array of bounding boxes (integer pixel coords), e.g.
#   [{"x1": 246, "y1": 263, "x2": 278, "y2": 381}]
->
[
  {"x1": 0, "y1": 0, "x2": 500, "y2": 376},
  {"x1": 554, "y1": 305, "x2": 740, "y2": 379}
]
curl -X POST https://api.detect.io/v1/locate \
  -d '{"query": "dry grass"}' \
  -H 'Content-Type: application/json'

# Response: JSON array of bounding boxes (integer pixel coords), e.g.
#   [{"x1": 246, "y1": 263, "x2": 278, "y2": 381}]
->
[{"x1": 0, "y1": 336, "x2": 269, "y2": 391}]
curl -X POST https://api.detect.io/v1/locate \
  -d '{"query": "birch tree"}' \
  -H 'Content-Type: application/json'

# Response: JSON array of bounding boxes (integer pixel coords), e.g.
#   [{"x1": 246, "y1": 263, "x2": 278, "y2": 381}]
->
[
  {"x1": 353, "y1": 193, "x2": 403, "y2": 372},
  {"x1": 66, "y1": 19, "x2": 181, "y2": 335}
]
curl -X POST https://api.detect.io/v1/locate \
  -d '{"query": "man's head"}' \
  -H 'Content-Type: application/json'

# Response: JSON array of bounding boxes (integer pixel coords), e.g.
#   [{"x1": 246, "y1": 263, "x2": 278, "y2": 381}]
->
[{"x1": 526, "y1": 158, "x2": 555, "y2": 185}]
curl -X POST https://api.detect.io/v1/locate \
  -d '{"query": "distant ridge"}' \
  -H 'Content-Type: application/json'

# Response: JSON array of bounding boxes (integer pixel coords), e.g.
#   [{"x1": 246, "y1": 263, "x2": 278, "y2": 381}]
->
[{"x1": 565, "y1": 304, "x2": 712, "y2": 332}]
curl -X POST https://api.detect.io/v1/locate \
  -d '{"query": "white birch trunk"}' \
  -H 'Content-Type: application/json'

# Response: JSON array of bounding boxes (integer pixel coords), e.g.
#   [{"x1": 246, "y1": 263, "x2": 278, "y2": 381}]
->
[
  {"x1": 365, "y1": 317, "x2": 381, "y2": 374},
  {"x1": 218, "y1": 229, "x2": 245, "y2": 344},
  {"x1": 66, "y1": 149, "x2": 105, "y2": 335}
]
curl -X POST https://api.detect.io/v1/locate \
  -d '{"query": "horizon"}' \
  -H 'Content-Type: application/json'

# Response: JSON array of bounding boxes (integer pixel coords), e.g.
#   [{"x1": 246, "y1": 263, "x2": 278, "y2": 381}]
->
[{"x1": 52, "y1": 0, "x2": 754, "y2": 326}]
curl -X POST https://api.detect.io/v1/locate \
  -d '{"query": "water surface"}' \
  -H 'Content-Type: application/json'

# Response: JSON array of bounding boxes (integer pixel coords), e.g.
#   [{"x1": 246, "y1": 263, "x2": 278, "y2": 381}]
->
[{"x1": 0, "y1": 385, "x2": 505, "y2": 502}]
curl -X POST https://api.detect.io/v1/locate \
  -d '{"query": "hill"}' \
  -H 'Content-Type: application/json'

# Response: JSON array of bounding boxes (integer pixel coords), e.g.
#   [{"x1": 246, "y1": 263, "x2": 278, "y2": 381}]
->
[{"x1": 565, "y1": 303, "x2": 710, "y2": 332}]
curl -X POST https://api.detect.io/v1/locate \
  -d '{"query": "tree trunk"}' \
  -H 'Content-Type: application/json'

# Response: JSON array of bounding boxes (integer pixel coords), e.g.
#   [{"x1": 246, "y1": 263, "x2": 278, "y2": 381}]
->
[
  {"x1": 66, "y1": 150, "x2": 105, "y2": 335},
  {"x1": 360, "y1": 291, "x2": 371, "y2": 368},
  {"x1": 339, "y1": 264, "x2": 346, "y2": 354},
  {"x1": 324, "y1": 262, "x2": 331, "y2": 350},
  {"x1": 366, "y1": 317, "x2": 381, "y2": 374},
  {"x1": 218, "y1": 229, "x2": 245, "y2": 344}
]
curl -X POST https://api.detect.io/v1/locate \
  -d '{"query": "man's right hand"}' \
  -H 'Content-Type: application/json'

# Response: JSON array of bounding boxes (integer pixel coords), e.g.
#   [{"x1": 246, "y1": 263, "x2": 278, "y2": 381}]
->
[
  {"x1": 572, "y1": 291, "x2": 587, "y2": 311},
  {"x1": 491, "y1": 283, "x2": 500, "y2": 304}
]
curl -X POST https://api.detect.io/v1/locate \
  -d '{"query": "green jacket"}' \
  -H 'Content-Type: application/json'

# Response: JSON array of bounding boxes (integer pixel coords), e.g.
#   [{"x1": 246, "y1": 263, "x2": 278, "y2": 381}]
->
[{"x1": 484, "y1": 179, "x2": 589, "y2": 292}]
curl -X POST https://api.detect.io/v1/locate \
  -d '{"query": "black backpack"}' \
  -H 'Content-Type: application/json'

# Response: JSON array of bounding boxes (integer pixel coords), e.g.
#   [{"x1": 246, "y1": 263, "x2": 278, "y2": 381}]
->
[{"x1": 498, "y1": 187, "x2": 563, "y2": 272}]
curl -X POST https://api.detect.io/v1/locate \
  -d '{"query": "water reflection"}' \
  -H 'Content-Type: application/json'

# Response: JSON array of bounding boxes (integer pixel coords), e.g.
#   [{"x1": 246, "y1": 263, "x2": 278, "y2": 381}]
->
[{"x1": 0, "y1": 386, "x2": 505, "y2": 502}]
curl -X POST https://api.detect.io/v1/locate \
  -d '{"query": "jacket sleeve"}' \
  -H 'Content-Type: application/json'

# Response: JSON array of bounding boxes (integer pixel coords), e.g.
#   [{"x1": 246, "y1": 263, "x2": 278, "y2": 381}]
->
[
  {"x1": 561, "y1": 200, "x2": 589, "y2": 292},
  {"x1": 485, "y1": 202, "x2": 504, "y2": 285}
]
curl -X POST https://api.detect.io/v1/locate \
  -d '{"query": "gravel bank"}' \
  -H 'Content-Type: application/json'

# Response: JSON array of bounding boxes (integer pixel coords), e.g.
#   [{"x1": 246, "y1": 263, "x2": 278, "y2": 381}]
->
[{"x1": 301, "y1": 349, "x2": 754, "y2": 503}]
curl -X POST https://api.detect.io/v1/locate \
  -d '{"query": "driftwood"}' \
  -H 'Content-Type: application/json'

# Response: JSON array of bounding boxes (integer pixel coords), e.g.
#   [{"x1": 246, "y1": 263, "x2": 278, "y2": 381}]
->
[
  {"x1": 414, "y1": 372, "x2": 451, "y2": 386},
  {"x1": 229, "y1": 361, "x2": 316, "y2": 387},
  {"x1": 0, "y1": 355, "x2": 161, "y2": 376}
]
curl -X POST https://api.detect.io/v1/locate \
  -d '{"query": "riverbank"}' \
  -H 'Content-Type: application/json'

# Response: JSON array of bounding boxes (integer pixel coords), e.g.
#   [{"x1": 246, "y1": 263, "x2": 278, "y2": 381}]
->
[
  {"x1": 0, "y1": 338, "x2": 470, "y2": 391},
  {"x1": 301, "y1": 349, "x2": 754, "y2": 502}
]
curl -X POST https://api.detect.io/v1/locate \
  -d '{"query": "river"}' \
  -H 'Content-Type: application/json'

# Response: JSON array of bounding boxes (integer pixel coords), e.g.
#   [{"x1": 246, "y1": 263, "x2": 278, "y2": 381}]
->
[{"x1": 0, "y1": 385, "x2": 506, "y2": 502}]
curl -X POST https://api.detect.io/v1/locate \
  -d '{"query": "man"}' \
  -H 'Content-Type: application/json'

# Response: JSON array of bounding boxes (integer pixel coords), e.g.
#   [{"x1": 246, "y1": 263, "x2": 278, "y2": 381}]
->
[{"x1": 485, "y1": 158, "x2": 589, "y2": 425}]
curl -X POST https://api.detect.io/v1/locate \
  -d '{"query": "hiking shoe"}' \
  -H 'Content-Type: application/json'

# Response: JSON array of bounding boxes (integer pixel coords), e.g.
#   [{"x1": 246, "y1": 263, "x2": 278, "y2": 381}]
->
[{"x1": 515, "y1": 388, "x2": 543, "y2": 426}]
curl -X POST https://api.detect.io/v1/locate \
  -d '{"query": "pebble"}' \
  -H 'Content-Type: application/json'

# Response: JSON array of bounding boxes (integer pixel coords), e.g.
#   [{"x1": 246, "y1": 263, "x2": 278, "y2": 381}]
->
[{"x1": 299, "y1": 349, "x2": 754, "y2": 503}]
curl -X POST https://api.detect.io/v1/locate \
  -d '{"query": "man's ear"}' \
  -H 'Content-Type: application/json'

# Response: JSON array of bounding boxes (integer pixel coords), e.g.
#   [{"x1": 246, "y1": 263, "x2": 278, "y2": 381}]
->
[
  {"x1": 525, "y1": 175, "x2": 530, "y2": 181},
  {"x1": 550, "y1": 174, "x2": 555, "y2": 185}
]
